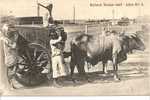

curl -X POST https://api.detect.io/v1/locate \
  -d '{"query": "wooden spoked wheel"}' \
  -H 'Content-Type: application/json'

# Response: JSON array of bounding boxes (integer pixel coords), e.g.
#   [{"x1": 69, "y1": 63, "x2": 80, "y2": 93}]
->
[{"x1": 15, "y1": 43, "x2": 50, "y2": 86}]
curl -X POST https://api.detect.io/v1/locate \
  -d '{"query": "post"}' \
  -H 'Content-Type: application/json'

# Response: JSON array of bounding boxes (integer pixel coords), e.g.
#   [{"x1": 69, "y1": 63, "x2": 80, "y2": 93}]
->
[
  {"x1": 85, "y1": 24, "x2": 88, "y2": 34},
  {"x1": 63, "y1": 20, "x2": 65, "y2": 25},
  {"x1": 32, "y1": 21, "x2": 34, "y2": 25},
  {"x1": 107, "y1": 23, "x2": 111, "y2": 31},
  {"x1": 73, "y1": 5, "x2": 76, "y2": 24},
  {"x1": 37, "y1": 0, "x2": 40, "y2": 16},
  {"x1": 112, "y1": 9, "x2": 115, "y2": 25}
]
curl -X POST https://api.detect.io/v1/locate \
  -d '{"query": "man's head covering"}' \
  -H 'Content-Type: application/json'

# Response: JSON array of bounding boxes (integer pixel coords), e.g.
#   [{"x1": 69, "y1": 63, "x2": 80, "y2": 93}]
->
[
  {"x1": 47, "y1": 0, "x2": 52, "y2": 4},
  {"x1": 40, "y1": 0, "x2": 52, "y2": 6},
  {"x1": 111, "y1": 30, "x2": 118, "y2": 35},
  {"x1": 1, "y1": 24, "x2": 9, "y2": 34},
  {"x1": 1, "y1": 23, "x2": 17, "y2": 37}
]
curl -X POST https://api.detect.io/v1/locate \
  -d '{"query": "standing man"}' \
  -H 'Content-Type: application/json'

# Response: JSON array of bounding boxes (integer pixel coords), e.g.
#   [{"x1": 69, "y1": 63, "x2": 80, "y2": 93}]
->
[
  {"x1": 0, "y1": 24, "x2": 19, "y2": 90},
  {"x1": 38, "y1": 1, "x2": 53, "y2": 26},
  {"x1": 49, "y1": 29, "x2": 68, "y2": 87}
]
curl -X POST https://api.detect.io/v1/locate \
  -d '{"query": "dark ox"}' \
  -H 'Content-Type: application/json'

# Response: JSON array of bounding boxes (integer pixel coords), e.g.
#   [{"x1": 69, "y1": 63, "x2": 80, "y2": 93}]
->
[{"x1": 70, "y1": 33, "x2": 145, "y2": 81}]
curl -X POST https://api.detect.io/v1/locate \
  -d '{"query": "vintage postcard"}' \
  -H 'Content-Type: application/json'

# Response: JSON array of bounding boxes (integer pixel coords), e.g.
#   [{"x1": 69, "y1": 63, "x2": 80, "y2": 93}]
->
[{"x1": 0, "y1": 0, "x2": 150, "y2": 96}]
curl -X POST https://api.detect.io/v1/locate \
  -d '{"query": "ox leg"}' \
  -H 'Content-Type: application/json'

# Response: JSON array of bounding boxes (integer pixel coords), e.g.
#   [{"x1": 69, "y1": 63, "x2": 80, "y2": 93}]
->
[
  {"x1": 70, "y1": 58, "x2": 77, "y2": 83},
  {"x1": 76, "y1": 60, "x2": 91, "y2": 82},
  {"x1": 102, "y1": 61, "x2": 108, "y2": 74},
  {"x1": 112, "y1": 55, "x2": 120, "y2": 81},
  {"x1": 7, "y1": 64, "x2": 17, "y2": 89},
  {"x1": 77, "y1": 63, "x2": 86, "y2": 77}
]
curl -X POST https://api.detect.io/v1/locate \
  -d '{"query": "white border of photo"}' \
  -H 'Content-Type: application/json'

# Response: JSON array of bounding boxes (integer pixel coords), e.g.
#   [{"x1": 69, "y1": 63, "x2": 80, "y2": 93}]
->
[{"x1": 0, "y1": 96, "x2": 150, "y2": 100}]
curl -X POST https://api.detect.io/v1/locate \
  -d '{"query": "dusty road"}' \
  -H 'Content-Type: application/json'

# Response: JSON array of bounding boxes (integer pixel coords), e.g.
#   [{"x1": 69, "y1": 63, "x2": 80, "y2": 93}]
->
[{"x1": 2, "y1": 50, "x2": 149, "y2": 96}]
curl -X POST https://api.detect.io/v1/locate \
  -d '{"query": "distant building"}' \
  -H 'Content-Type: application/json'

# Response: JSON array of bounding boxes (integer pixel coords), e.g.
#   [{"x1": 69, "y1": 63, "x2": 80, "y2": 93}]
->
[
  {"x1": 117, "y1": 17, "x2": 135, "y2": 26},
  {"x1": 16, "y1": 16, "x2": 43, "y2": 25},
  {"x1": 100, "y1": 19, "x2": 112, "y2": 26},
  {"x1": 117, "y1": 17, "x2": 130, "y2": 26}
]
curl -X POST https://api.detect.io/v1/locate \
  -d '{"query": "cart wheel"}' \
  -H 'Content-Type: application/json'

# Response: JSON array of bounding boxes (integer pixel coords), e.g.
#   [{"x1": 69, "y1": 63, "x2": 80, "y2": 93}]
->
[{"x1": 15, "y1": 46, "x2": 49, "y2": 86}]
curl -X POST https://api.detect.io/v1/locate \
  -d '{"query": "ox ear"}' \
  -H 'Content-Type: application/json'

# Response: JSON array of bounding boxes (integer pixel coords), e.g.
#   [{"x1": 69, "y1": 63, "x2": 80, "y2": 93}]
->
[
  {"x1": 129, "y1": 34, "x2": 142, "y2": 43},
  {"x1": 125, "y1": 33, "x2": 136, "y2": 39},
  {"x1": 130, "y1": 34, "x2": 137, "y2": 39}
]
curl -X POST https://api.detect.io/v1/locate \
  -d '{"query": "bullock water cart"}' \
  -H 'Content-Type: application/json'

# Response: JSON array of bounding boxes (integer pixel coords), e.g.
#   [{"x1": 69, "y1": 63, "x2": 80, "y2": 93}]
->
[{"x1": 13, "y1": 24, "x2": 67, "y2": 87}]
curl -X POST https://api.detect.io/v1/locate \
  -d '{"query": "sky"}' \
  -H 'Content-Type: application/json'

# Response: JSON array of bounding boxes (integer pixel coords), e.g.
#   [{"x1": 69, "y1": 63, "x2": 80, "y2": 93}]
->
[{"x1": 0, "y1": 0, "x2": 150, "y2": 20}]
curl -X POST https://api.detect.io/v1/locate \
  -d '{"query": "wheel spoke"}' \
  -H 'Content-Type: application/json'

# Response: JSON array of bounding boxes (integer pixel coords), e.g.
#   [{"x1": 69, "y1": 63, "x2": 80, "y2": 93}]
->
[
  {"x1": 25, "y1": 49, "x2": 32, "y2": 61},
  {"x1": 18, "y1": 59, "x2": 25, "y2": 64},
  {"x1": 37, "y1": 59, "x2": 47, "y2": 64},
  {"x1": 20, "y1": 55, "x2": 27, "y2": 61},
  {"x1": 37, "y1": 60, "x2": 48, "y2": 67},
  {"x1": 33, "y1": 48, "x2": 37, "y2": 59},
  {"x1": 15, "y1": 45, "x2": 49, "y2": 86},
  {"x1": 37, "y1": 52, "x2": 45, "y2": 61},
  {"x1": 18, "y1": 63, "x2": 29, "y2": 66},
  {"x1": 41, "y1": 62, "x2": 48, "y2": 67}
]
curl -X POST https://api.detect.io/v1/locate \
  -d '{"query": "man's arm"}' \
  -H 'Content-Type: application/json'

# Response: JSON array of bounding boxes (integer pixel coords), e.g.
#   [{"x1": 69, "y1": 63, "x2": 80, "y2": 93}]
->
[
  {"x1": 0, "y1": 37, "x2": 16, "y2": 48},
  {"x1": 38, "y1": 3, "x2": 47, "y2": 9},
  {"x1": 50, "y1": 36, "x2": 62, "y2": 45},
  {"x1": 0, "y1": 37, "x2": 10, "y2": 44},
  {"x1": 9, "y1": 42, "x2": 16, "y2": 49}
]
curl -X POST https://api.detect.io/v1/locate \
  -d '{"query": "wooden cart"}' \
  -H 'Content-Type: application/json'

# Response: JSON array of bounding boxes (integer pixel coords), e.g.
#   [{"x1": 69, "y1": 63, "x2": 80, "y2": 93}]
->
[{"x1": 13, "y1": 25, "x2": 67, "y2": 86}]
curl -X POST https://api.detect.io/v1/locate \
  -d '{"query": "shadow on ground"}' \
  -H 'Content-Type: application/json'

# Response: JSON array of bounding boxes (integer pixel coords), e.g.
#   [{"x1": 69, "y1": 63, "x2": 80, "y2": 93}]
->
[{"x1": 22, "y1": 65, "x2": 149, "y2": 89}]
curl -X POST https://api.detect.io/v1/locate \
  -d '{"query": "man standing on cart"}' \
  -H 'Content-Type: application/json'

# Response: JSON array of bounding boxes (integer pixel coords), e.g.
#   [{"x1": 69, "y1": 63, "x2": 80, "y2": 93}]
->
[{"x1": 38, "y1": 0, "x2": 53, "y2": 27}]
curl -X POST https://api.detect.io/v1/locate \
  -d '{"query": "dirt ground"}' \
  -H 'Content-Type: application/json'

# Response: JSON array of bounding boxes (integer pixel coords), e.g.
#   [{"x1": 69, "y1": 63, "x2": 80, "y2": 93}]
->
[{"x1": 2, "y1": 49, "x2": 149, "y2": 96}]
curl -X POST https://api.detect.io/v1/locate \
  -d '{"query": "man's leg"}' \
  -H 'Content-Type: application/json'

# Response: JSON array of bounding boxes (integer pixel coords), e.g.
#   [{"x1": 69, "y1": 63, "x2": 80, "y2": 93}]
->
[
  {"x1": 59, "y1": 56, "x2": 68, "y2": 76},
  {"x1": 7, "y1": 65, "x2": 16, "y2": 89},
  {"x1": 58, "y1": 55, "x2": 71, "y2": 82},
  {"x1": 51, "y1": 57, "x2": 62, "y2": 87}
]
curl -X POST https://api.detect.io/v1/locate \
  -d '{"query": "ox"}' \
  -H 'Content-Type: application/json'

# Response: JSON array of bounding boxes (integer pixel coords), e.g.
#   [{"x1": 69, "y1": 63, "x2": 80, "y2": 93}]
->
[{"x1": 70, "y1": 32, "x2": 145, "y2": 81}]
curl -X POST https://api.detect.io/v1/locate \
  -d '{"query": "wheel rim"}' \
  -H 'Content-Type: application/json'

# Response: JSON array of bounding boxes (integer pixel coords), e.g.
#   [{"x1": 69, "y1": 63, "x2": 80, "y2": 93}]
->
[{"x1": 15, "y1": 47, "x2": 49, "y2": 86}]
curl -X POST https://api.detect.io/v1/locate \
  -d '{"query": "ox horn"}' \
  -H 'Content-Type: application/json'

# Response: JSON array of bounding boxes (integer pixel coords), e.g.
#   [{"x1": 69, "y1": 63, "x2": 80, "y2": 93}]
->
[
  {"x1": 130, "y1": 33, "x2": 137, "y2": 38},
  {"x1": 126, "y1": 33, "x2": 137, "y2": 38}
]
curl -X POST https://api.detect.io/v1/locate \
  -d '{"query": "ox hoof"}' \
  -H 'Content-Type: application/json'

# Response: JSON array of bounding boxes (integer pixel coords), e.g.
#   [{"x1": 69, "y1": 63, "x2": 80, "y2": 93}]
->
[
  {"x1": 71, "y1": 78, "x2": 78, "y2": 84},
  {"x1": 114, "y1": 77, "x2": 121, "y2": 82},
  {"x1": 104, "y1": 71, "x2": 108, "y2": 74},
  {"x1": 102, "y1": 74, "x2": 108, "y2": 77},
  {"x1": 102, "y1": 71, "x2": 108, "y2": 75},
  {"x1": 113, "y1": 75, "x2": 121, "y2": 81},
  {"x1": 87, "y1": 79, "x2": 92, "y2": 83},
  {"x1": 102, "y1": 72, "x2": 109, "y2": 77},
  {"x1": 72, "y1": 79, "x2": 78, "y2": 83}
]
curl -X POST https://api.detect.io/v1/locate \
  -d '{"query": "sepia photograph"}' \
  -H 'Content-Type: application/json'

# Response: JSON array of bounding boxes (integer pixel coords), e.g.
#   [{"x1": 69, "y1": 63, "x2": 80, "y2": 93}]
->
[{"x1": 0, "y1": 0, "x2": 150, "y2": 96}]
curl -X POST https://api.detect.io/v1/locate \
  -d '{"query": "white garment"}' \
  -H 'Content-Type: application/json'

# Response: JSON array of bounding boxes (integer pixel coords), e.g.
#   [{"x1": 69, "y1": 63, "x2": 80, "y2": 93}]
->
[
  {"x1": 51, "y1": 55, "x2": 68, "y2": 78},
  {"x1": 50, "y1": 36, "x2": 62, "y2": 57},
  {"x1": 50, "y1": 36, "x2": 68, "y2": 78},
  {"x1": 43, "y1": 12, "x2": 49, "y2": 27},
  {"x1": 0, "y1": 37, "x2": 17, "y2": 67}
]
